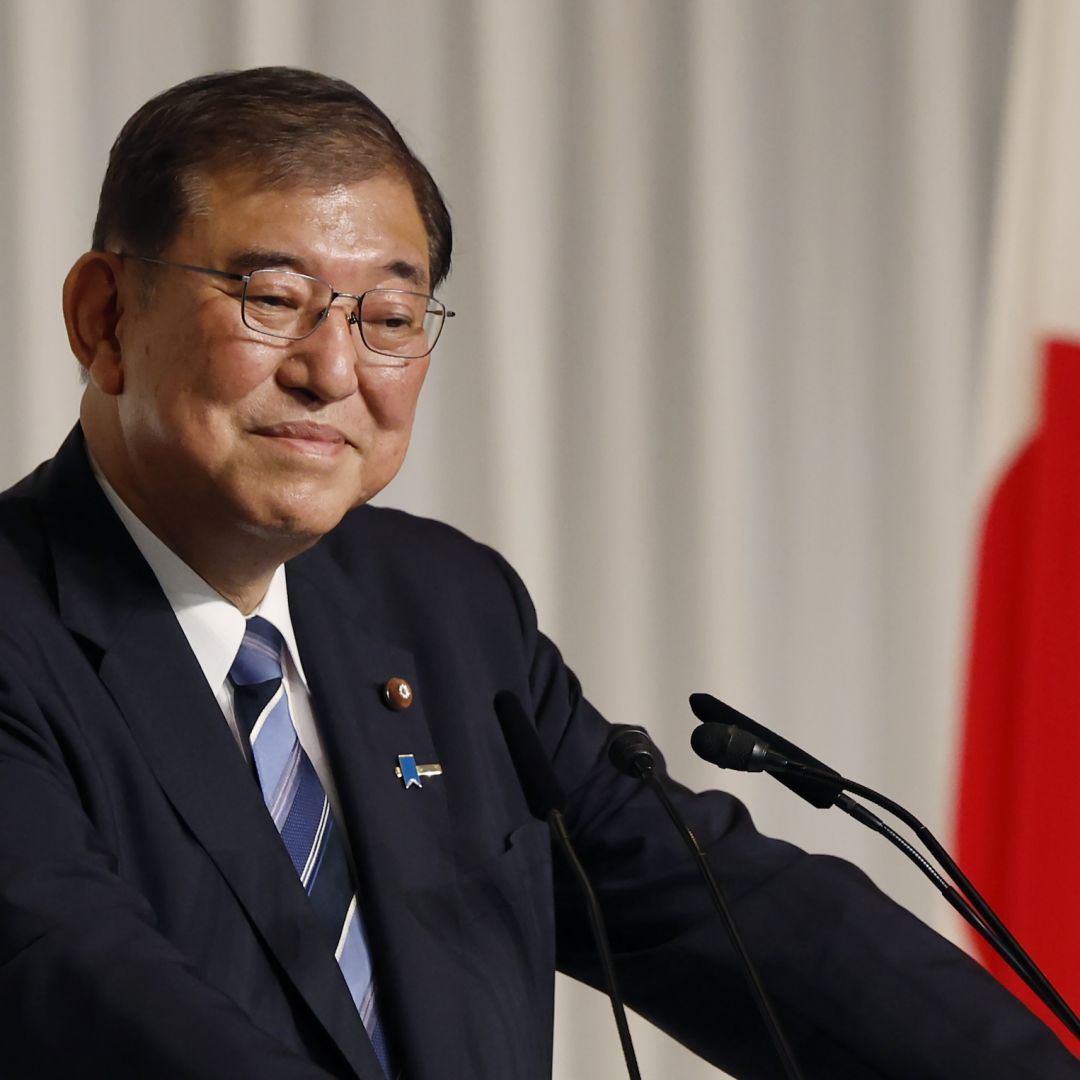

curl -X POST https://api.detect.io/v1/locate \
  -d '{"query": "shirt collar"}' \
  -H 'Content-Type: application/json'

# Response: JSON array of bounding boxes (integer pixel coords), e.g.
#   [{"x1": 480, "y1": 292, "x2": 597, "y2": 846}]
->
[{"x1": 90, "y1": 460, "x2": 308, "y2": 695}]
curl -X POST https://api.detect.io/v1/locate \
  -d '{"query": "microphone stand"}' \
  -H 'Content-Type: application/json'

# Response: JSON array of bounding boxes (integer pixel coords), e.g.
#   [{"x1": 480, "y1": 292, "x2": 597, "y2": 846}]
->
[
  {"x1": 771, "y1": 757, "x2": 1080, "y2": 1039},
  {"x1": 494, "y1": 692, "x2": 643, "y2": 1080},
  {"x1": 833, "y1": 793, "x2": 1046, "y2": 997},
  {"x1": 609, "y1": 731, "x2": 806, "y2": 1080},
  {"x1": 546, "y1": 806, "x2": 643, "y2": 1080},
  {"x1": 689, "y1": 709, "x2": 1080, "y2": 1038}
]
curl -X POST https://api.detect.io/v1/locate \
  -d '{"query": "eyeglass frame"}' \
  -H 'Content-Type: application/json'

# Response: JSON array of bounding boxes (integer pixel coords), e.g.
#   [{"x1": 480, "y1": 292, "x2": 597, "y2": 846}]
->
[{"x1": 115, "y1": 253, "x2": 455, "y2": 359}]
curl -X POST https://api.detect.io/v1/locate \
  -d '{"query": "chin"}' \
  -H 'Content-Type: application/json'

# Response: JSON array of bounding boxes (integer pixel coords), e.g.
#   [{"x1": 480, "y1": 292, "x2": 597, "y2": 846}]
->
[{"x1": 236, "y1": 487, "x2": 359, "y2": 546}]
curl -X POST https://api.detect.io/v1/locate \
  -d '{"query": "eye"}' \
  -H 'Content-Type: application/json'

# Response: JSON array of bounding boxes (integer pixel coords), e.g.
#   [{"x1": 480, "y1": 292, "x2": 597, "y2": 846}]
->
[
  {"x1": 245, "y1": 270, "x2": 315, "y2": 310},
  {"x1": 361, "y1": 292, "x2": 423, "y2": 333},
  {"x1": 241, "y1": 270, "x2": 324, "y2": 337},
  {"x1": 247, "y1": 291, "x2": 299, "y2": 310}
]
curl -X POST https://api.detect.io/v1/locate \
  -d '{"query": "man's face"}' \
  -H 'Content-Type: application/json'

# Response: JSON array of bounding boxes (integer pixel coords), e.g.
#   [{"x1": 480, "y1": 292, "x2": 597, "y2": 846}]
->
[{"x1": 106, "y1": 170, "x2": 432, "y2": 553}]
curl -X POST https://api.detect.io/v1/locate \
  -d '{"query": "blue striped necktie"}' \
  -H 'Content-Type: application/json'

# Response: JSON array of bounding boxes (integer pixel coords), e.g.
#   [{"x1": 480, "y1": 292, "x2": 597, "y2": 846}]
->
[{"x1": 229, "y1": 616, "x2": 394, "y2": 1076}]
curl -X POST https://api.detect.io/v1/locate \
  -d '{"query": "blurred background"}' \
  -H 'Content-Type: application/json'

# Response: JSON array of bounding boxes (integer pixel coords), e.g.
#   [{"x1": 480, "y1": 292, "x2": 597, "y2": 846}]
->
[{"x1": 0, "y1": 0, "x2": 1026, "y2": 1075}]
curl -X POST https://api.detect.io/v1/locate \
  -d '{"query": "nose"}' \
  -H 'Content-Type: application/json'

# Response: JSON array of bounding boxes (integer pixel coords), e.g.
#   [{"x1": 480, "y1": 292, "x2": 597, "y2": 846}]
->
[{"x1": 276, "y1": 302, "x2": 360, "y2": 403}]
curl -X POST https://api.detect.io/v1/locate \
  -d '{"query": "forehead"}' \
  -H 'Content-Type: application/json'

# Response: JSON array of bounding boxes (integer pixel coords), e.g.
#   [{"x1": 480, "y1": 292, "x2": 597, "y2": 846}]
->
[{"x1": 177, "y1": 169, "x2": 431, "y2": 287}]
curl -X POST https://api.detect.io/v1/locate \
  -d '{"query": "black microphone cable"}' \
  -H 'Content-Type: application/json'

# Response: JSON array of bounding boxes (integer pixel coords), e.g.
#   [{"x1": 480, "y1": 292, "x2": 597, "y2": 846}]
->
[
  {"x1": 493, "y1": 692, "x2": 643, "y2": 1080},
  {"x1": 608, "y1": 728, "x2": 806, "y2": 1080},
  {"x1": 689, "y1": 700, "x2": 1080, "y2": 1040}
]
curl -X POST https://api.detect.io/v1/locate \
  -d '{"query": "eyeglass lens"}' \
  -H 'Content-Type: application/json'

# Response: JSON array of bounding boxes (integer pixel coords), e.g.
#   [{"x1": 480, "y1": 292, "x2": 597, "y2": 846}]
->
[{"x1": 241, "y1": 269, "x2": 445, "y2": 358}]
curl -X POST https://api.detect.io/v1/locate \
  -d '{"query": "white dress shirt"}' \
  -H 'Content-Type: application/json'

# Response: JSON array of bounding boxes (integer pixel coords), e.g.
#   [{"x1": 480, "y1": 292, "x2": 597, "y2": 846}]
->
[{"x1": 91, "y1": 464, "x2": 350, "y2": 835}]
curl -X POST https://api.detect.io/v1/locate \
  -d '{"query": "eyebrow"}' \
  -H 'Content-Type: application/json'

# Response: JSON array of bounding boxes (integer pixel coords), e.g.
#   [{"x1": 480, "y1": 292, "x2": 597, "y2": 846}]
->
[
  {"x1": 380, "y1": 259, "x2": 429, "y2": 289},
  {"x1": 224, "y1": 249, "x2": 308, "y2": 275},
  {"x1": 223, "y1": 250, "x2": 430, "y2": 290}
]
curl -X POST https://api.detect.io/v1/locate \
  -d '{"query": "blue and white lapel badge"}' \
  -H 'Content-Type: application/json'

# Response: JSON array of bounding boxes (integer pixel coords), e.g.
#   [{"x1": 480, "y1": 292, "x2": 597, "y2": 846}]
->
[{"x1": 396, "y1": 753, "x2": 443, "y2": 789}]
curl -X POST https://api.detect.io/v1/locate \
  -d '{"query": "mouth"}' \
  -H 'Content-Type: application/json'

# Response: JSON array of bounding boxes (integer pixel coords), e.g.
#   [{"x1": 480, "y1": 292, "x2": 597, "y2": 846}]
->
[{"x1": 252, "y1": 421, "x2": 350, "y2": 457}]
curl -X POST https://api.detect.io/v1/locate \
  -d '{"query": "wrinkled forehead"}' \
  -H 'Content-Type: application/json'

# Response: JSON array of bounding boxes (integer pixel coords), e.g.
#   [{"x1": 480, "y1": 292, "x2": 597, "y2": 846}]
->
[
  {"x1": 177, "y1": 165, "x2": 429, "y2": 271},
  {"x1": 169, "y1": 168, "x2": 432, "y2": 286},
  {"x1": 177, "y1": 159, "x2": 393, "y2": 223}
]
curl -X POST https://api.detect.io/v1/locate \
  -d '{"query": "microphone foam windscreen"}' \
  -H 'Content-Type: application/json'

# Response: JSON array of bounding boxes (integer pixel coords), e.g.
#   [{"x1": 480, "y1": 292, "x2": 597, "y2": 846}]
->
[
  {"x1": 690, "y1": 722, "x2": 759, "y2": 770},
  {"x1": 606, "y1": 728, "x2": 655, "y2": 777}
]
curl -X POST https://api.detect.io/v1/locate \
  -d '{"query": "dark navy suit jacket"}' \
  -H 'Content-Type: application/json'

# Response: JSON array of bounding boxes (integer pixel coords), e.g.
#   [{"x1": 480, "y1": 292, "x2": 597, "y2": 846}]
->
[{"x1": 0, "y1": 427, "x2": 1075, "y2": 1079}]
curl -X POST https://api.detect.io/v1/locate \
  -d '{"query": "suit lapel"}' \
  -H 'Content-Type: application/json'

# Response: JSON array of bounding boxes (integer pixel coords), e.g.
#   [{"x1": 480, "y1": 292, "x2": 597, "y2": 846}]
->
[
  {"x1": 287, "y1": 555, "x2": 467, "y2": 1080},
  {"x1": 38, "y1": 429, "x2": 384, "y2": 1080}
]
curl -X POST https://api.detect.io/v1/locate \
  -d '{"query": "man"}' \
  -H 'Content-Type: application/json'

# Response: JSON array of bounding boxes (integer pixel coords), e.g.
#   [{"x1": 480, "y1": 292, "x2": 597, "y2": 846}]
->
[{"x1": 0, "y1": 67, "x2": 1074, "y2": 1079}]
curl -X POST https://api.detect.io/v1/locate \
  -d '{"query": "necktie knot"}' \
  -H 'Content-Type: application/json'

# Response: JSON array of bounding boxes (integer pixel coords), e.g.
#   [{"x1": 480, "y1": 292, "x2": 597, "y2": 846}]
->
[{"x1": 230, "y1": 615, "x2": 285, "y2": 687}]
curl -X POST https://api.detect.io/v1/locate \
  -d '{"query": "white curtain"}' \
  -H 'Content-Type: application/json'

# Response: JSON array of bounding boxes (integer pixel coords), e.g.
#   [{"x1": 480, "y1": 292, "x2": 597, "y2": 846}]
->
[{"x1": 0, "y1": 1, "x2": 1015, "y2": 1076}]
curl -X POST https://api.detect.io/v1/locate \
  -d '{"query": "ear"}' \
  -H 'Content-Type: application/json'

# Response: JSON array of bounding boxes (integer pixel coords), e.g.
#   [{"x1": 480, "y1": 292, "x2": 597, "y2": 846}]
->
[{"x1": 63, "y1": 251, "x2": 128, "y2": 395}]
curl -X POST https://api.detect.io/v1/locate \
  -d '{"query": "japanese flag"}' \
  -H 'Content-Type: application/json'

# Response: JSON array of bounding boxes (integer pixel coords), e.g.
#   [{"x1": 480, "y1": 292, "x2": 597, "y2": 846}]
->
[{"x1": 957, "y1": 0, "x2": 1080, "y2": 1052}]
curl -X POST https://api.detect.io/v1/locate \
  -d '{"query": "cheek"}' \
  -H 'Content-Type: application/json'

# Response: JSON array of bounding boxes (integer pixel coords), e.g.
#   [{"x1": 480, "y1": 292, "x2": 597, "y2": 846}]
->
[
  {"x1": 136, "y1": 337, "x2": 283, "y2": 435},
  {"x1": 189, "y1": 318, "x2": 286, "y2": 402},
  {"x1": 360, "y1": 360, "x2": 429, "y2": 429}
]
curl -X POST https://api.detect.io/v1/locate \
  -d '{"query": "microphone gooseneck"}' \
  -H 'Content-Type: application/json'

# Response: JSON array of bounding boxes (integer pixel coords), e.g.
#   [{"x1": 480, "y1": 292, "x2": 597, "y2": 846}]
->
[
  {"x1": 493, "y1": 693, "x2": 643, "y2": 1080},
  {"x1": 834, "y1": 795, "x2": 1036, "y2": 979},
  {"x1": 607, "y1": 728, "x2": 806, "y2": 1080},
  {"x1": 689, "y1": 692, "x2": 1080, "y2": 1040}
]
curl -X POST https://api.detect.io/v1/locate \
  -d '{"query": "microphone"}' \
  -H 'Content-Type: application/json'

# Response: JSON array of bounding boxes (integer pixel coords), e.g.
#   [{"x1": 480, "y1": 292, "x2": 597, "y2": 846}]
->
[
  {"x1": 607, "y1": 728, "x2": 806, "y2": 1080},
  {"x1": 689, "y1": 693, "x2": 842, "y2": 808},
  {"x1": 688, "y1": 693, "x2": 1080, "y2": 1040},
  {"x1": 689, "y1": 720, "x2": 1018, "y2": 951},
  {"x1": 492, "y1": 692, "x2": 642, "y2": 1080},
  {"x1": 606, "y1": 728, "x2": 655, "y2": 777},
  {"x1": 690, "y1": 721, "x2": 774, "y2": 773}
]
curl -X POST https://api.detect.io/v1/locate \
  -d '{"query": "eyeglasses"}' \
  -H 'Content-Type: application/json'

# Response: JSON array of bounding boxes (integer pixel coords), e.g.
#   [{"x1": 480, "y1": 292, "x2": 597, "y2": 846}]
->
[{"x1": 118, "y1": 254, "x2": 454, "y2": 361}]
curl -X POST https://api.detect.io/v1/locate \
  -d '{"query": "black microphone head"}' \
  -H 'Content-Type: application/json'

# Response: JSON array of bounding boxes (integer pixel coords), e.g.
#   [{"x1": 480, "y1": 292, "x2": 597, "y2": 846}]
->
[
  {"x1": 689, "y1": 692, "x2": 843, "y2": 809},
  {"x1": 607, "y1": 727, "x2": 656, "y2": 779},
  {"x1": 690, "y1": 722, "x2": 765, "y2": 771},
  {"x1": 493, "y1": 691, "x2": 566, "y2": 818}
]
